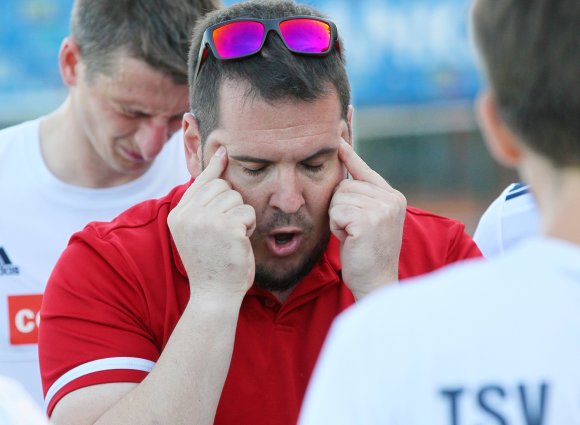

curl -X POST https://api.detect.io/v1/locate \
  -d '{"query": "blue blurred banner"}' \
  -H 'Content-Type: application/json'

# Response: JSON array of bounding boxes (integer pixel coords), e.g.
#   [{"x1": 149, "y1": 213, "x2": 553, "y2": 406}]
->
[
  {"x1": 312, "y1": 0, "x2": 482, "y2": 105},
  {"x1": 0, "y1": 0, "x2": 73, "y2": 94},
  {"x1": 0, "y1": 0, "x2": 73, "y2": 123},
  {"x1": 0, "y1": 0, "x2": 481, "y2": 122}
]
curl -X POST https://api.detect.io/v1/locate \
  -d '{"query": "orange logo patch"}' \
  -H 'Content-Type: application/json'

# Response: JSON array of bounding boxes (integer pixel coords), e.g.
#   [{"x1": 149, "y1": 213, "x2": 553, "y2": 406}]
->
[{"x1": 8, "y1": 294, "x2": 43, "y2": 345}]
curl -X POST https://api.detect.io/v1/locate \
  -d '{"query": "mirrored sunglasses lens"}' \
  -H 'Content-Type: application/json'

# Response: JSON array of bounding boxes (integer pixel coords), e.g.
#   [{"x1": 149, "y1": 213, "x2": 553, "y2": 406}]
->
[
  {"x1": 213, "y1": 21, "x2": 265, "y2": 58},
  {"x1": 279, "y1": 19, "x2": 331, "y2": 53}
]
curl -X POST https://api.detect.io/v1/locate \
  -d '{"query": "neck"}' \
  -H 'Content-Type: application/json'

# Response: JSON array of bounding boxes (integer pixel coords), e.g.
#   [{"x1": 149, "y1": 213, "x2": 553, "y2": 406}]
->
[
  {"x1": 271, "y1": 287, "x2": 295, "y2": 304},
  {"x1": 526, "y1": 156, "x2": 580, "y2": 245},
  {"x1": 39, "y1": 97, "x2": 144, "y2": 188}
]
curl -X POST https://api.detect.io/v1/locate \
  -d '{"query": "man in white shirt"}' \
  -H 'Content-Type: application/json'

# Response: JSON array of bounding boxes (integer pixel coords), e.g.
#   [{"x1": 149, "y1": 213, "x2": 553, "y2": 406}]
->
[
  {"x1": 473, "y1": 183, "x2": 539, "y2": 257},
  {"x1": 0, "y1": 0, "x2": 219, "y2": 407},
  {"x1": 299, "y1": 0, "x2": 580, "y2": 423}
]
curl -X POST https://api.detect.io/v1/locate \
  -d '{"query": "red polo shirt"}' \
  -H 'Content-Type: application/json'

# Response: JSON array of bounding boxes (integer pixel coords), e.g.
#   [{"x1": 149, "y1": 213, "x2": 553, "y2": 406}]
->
[{"x1": 39, "y1": 181, "x2": 480, "y2": 423}]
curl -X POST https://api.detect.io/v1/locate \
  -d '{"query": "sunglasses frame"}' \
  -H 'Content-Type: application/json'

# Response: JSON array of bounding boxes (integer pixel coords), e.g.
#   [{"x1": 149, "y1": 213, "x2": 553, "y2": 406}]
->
[{"x1": 192, "y1": 15, "x2": 339, "y2": 86}]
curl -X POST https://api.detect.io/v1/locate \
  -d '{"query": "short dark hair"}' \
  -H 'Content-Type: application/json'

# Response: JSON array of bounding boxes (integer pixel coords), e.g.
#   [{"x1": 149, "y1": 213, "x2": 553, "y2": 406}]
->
[
  {"x1": 71, "y1": 0, "x2": 221, "y2": 84},
  {"x1": 472, "y1": 0, "x2": 580, "y2": 166},
  {"x1": 188, "y1": 0, "x2": 350, "y2": 145}
]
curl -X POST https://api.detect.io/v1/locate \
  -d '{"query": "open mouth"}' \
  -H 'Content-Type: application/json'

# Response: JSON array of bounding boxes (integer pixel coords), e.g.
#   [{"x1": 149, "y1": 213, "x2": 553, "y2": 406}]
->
[
  {"x1": 267, "y1": 230, "x2": 303, "y2": 257},
  {"x1": 274, "y1": 233, "x2": 295, "y2": 245}
]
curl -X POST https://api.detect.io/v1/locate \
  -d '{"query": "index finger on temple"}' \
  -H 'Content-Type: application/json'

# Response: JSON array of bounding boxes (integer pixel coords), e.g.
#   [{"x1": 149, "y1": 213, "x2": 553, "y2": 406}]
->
[
  {"x1": 192, "y1": 146, "x2": 228, "y2": 187},
  {"x1": 338, "y1": 139, "x2": 391, "y2": 188}
]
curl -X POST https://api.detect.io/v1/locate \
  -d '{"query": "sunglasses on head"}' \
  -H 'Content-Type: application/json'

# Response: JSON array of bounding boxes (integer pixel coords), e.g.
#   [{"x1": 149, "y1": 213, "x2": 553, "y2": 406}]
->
[{"x1": 192, "y1": 16, "x2": 340, "y2": 85}]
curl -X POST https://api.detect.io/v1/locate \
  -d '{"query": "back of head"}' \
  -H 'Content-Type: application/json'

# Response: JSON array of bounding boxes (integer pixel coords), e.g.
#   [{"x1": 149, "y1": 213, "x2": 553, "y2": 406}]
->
[
  {"x1": 472, "y1": 0, "x2": 580, "y2": 167},
  {"x1": 188, "y1": 0, "x2": 350, "y2": 144},
  {"x1": 71, "y1": 0, "x2": 221, "y2": 84}
]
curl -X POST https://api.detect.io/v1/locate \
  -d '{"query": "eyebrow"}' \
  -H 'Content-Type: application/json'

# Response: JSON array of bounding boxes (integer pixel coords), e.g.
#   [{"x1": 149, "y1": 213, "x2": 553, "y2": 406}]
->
[{"x1": 230, "y1": 147, "x2": 338, "y2": 164}]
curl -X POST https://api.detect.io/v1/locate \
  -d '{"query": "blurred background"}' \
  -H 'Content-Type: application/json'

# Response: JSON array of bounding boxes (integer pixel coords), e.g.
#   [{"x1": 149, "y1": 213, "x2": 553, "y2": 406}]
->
[{"x1": 0, "y1": 0, "x2": 517, "y2": 234}]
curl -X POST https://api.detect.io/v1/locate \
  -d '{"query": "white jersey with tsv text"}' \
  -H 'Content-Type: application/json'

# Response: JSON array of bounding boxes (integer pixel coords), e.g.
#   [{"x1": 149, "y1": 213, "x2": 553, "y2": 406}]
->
[
  {"x1": 0, "y1": 119, "x2": 190, "y2": 407},
  {"x1": 300, "y1": 237, "x2": 580, "y2": 425},
  {"x1": 474, "y1": 183, "x2": 540, "y2": 257}
]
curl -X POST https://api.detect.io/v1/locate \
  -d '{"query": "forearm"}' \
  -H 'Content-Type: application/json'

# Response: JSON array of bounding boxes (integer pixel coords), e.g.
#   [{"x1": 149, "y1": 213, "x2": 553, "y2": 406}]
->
[
  {"x1": 346, "y1": 249, "x2": 399, "y2": 301},
  {"x1": 350, "y1": 269, "x2": 398, "y2": 301},
  {"x1": 94, "y1": 292, "x2": 243, "y2": 425}
]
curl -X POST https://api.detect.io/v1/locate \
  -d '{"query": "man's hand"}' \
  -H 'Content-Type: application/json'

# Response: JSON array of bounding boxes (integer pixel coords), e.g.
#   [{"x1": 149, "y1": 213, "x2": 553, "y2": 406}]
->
[
  {"x1": 168, "y1": 146, "x2": 256, "y2": 300},
  {"x1": 329, "y1": 140, "x2": 406, "y2": 300}
]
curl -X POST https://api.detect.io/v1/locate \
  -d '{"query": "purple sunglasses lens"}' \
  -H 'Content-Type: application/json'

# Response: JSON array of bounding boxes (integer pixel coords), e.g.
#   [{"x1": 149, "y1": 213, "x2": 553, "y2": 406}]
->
[
  {"x1": 279, "y1": 18, "x2": 331, "y2": 53},
  {"x1": 213, "y1": 21, "x2": 265, "y2": 58}
]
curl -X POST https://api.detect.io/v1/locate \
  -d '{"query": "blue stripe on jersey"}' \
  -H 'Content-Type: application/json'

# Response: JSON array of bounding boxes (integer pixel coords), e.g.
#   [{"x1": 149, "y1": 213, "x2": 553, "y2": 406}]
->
[{"x1": 505, "y1": 183, "x2": 530, "y2": 201}]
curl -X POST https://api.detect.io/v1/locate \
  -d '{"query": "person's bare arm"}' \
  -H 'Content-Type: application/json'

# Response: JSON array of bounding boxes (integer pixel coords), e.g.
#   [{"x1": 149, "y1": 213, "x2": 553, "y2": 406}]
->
[{"x1": 51, "y1": 147, "x2": 256, "y2": 425}]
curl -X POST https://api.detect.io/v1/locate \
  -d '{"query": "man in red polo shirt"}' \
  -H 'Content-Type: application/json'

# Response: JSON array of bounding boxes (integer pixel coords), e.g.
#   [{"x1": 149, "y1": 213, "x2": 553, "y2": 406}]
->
[{"x1": 39, "y1": 1, "x2": 481, "y2": 424}]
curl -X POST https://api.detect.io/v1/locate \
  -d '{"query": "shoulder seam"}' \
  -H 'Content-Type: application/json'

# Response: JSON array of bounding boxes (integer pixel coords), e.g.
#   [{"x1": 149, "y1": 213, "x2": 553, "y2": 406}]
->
[{"x1": 405, "y1": 206, "x2": 461, "y2": 223}]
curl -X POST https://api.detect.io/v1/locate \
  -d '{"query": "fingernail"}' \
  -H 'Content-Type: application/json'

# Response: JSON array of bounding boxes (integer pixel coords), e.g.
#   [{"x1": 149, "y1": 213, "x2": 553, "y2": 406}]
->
[
  {"x1": 340, "y1": 139, "x2": 350, "y2": 148},
  {"x1": 215, "y1": 146, "x2": 225, "y2": 157}
]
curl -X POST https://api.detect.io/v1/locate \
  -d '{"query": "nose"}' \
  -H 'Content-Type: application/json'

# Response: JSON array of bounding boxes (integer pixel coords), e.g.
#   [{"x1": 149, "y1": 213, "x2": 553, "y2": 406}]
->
[
  {"x1": 269, "y1": 169, "x2": 305, "y2": 214},
  {"x1": 134, "y1": 118, "x2": 171, "y2": 160}
]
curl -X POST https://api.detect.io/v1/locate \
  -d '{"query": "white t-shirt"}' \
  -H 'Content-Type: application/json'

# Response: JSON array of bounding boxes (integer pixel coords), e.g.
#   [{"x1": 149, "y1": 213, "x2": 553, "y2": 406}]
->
[
  {"x1": 299, "y1": 238, "x2": 580, "y2": 425},
  {"x1": 474, "y1": 183, "x2": 540, "y2": 257},
  {"x1": 0, "y1": 375, "x2": 48, "y2": 425},
  {"x1": 0, "y1": 119, "x2": 190, "y2": 407}
]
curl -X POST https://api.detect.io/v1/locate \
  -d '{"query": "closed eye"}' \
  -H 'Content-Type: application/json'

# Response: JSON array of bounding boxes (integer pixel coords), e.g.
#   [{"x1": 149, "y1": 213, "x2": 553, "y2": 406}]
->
[
  {"x1": 242, "y1": 165, "x2": 268, "y2": 176},
  {"x1": 302, "y1": 162, "x2": 325, "y2": 173},
  {"x1": 121, "y1": 109, "x2": 150, "y2": 119}
]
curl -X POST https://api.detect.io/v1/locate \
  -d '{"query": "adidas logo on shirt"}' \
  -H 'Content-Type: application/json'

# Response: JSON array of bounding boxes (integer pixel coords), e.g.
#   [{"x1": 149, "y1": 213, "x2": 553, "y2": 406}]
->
[{"x1": 0, "y1": 247, "x2": 20, "y2": 275}]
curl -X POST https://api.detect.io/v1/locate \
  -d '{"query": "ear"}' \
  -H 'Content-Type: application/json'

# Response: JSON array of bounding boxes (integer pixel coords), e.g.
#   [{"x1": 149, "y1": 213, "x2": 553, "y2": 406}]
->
[
  {"x1": 344, "y1": 105, "x2": 354, "y2": 147},
  {"x1": 182, "y1": 113, "x2": 203, "y2": 177},
  {"x1": 59, "y1": 37, "x2": 82, "y2": 87},
  {"x1": 476, "y1": 90, "x2": 522, "y2": 168}
]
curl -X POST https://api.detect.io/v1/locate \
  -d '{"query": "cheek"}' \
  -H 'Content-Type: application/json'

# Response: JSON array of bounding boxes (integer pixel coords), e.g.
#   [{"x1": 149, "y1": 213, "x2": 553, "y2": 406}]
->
[
  {"x1": 93, "y1": 104, "x2": 137, "y2": 138},
  {"x1": 307, "y1": 184, "x2": 333, "y2": 215},
  {"x1": 305, "y1": 169, "x2": 343, "y2": 215},
  {"x1": 232, "y1": 185, "x2": 268, "y2": 227},
  {"x1": 105, "y1": 114, "x2": 137, "y2": 136},
  {"x1": 90, "y1": 121, "x2": 128, "y2": 148},
  {"x1": 224, "y1": 168, "x2": 265, "y2": 210}
]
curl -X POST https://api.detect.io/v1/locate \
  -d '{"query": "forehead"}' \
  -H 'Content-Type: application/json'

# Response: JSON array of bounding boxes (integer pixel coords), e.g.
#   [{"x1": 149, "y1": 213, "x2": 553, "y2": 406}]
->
[
  {"x1": 211, "y1": 79, "x2": 345, "y2": 158},
  {"x1": 91, "y1": 55, "x2": 189, "y2": 114}
]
